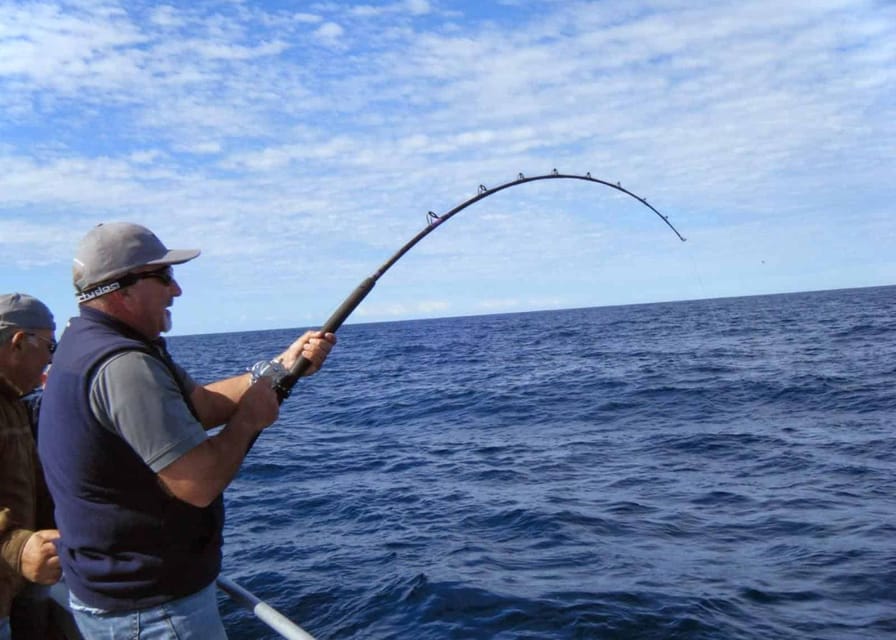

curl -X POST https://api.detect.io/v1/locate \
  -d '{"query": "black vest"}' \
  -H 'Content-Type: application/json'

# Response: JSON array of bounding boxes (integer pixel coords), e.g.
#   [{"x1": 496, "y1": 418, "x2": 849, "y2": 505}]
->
[{"x1": 38, "y1": 307, "x2": 223, "y2": 610}]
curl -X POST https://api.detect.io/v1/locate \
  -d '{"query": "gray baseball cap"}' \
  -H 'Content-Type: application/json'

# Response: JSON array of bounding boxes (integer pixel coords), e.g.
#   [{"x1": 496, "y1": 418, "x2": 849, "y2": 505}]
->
[
  {"x1": 0, "y1": 293, "x2": 55, "y2": 330},
  {"x1": 73, "y1": 222, "x2": 200, "y2": 300}
]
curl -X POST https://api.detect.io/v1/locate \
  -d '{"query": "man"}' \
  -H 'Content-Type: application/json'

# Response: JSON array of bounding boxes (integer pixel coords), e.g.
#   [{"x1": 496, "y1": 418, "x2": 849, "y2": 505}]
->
[
  {"x1": 0, "y1": 294, "x2": 62, "y2": 640},
  {"x1": 38, "y1": 222, "x2": 336, "y2": 638}
]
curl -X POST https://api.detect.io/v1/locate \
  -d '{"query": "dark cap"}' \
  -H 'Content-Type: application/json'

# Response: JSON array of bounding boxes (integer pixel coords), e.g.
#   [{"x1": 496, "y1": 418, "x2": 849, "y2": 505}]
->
[
  {"x1": 73, "y1": 222, "x2": 200, "y2": 301},
  {"x1": 0, "y1": 293, "x2": 55, "y2": 330}
]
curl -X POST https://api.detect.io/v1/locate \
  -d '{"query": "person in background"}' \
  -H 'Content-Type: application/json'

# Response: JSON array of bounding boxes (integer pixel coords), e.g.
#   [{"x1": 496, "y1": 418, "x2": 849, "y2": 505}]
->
[
  {"x1": 0, "y1": 294, "x2": 62, "y2": 640},
  {"x1": 38, "y1": 222, "x2": 336, "y2": 639}
]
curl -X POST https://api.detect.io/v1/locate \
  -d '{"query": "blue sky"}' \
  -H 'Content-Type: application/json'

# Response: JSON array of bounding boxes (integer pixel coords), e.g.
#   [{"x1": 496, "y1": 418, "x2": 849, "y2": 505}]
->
[{"x1": 2, "y1": 0, "x2": 894, "y2": 335}]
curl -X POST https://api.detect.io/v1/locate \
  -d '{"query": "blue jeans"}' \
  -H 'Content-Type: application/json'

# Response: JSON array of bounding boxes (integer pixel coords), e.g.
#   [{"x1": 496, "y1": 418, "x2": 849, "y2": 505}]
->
[
  {"x1": 0, "y1": 617, "x2": 10, "y2": 640},
  {"x1": 69, "y1": 582, "x2": 227, "y2": 639}
]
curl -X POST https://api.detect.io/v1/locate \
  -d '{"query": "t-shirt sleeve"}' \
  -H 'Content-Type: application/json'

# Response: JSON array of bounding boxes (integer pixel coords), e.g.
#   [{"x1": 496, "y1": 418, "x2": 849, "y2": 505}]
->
[{"x1": 89, "y1": 351, "x2": 207, "y2": 473}]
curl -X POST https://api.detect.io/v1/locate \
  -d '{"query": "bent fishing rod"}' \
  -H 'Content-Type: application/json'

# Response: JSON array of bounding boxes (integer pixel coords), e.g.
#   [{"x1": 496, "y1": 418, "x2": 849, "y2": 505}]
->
[{"x1": 273, "y1": 170, "x2": 686, "y2": 401}]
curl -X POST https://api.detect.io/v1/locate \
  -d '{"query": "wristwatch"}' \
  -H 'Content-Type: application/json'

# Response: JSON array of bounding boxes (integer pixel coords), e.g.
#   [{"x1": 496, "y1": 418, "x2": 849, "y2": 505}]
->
[{"x1": 248, "y1": 359, "x2": 288, "y2": 386}]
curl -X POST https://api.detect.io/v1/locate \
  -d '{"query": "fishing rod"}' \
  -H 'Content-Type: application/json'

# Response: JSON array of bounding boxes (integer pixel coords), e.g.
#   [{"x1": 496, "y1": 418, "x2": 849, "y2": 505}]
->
[{"x1": 273, "y1": 170, "x2": 686, "y2": 401}]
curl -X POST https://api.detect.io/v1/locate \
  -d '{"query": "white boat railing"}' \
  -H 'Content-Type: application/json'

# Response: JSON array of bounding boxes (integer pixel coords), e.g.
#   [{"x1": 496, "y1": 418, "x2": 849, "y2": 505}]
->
[{"x1": 216, "y1": 575, "x2": 319, "y2": 640}]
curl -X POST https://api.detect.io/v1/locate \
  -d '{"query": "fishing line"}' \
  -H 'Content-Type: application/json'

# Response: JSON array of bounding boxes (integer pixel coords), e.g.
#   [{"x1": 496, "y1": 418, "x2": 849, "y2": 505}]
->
[
  {"x1": 684, "y1": 238, "x2": 727, "y2": 334},
  {"x1": 274, "y1": 170, "x2": 687, "y2": 401}
]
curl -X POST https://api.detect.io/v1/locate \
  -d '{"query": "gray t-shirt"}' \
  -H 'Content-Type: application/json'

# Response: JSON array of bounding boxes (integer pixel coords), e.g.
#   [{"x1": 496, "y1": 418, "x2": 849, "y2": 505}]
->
[{"x1": 89, "y1": 350, "x2": 207, "y2": 472}]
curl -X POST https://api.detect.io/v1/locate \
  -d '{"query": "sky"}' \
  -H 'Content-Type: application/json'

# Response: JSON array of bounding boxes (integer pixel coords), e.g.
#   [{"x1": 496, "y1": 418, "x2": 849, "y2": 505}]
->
[{"x1": 1, "y1": 0, "x2": 894, "y2": 336}]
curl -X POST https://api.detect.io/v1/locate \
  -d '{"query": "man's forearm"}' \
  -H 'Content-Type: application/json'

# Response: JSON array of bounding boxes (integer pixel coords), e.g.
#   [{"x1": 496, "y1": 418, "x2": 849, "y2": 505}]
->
[
  {"x1": 156, "y1": 415, "x2": 259, "y2": 507},
  {"x1": 0, "y1": 512, "x2": 32, "y2": 576},
  {"x1": 191, "y1": 374, "x2": 252, "y2": 429}
]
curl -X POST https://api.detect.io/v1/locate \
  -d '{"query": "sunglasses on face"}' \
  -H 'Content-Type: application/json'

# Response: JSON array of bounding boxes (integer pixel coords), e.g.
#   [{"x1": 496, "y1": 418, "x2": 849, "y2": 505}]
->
[
  {"x1": 27, "y1": 333, "x2": 57, "y2": 354},
  {"x1": 120, "y1": 266, "x2": 176, "y2": 287}
]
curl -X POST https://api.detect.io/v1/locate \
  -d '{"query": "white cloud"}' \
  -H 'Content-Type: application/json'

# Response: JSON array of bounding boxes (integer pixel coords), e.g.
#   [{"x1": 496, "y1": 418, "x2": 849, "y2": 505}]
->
[
  {"x1": 405, "y1": 0, "x2": 431, "y2": 15},
  {"x1": 290, "y1": 13, "x2": 323, "y2": 24},
  {"x1": 148, "y1": 5, "x2": 183, "y2": 28},
  {"x1": 313, "y1": 21, "x2": 345, "y2": 45}
]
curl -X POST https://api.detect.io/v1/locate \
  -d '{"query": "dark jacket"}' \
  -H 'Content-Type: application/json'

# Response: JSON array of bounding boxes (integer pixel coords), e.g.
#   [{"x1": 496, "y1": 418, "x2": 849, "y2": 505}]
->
[{"x1": 0, "y1": 381, "x2": 54, "y2": 619}]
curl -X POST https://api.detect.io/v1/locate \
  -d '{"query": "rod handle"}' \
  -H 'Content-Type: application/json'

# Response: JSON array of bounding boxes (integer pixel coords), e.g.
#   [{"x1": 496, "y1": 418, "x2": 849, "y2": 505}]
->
[{"x1": 274, "y1": 276, "x2": 377, "y2": 401}]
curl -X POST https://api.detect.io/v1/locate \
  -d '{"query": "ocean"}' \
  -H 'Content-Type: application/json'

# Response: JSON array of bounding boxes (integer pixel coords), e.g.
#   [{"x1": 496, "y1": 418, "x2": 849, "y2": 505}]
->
[{"x1": 168, "y1": 285, "x2": 895, "y2": 640}]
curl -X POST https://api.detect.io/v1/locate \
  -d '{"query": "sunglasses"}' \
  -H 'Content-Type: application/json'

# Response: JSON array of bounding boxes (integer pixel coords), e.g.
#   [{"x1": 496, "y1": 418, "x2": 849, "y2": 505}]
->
[
  {"x1": 27, "y1": 333, "x2": 57, "y2": 354},
  {"x1": 120, "y1": 266, "x2": 176, "y2": 287}
]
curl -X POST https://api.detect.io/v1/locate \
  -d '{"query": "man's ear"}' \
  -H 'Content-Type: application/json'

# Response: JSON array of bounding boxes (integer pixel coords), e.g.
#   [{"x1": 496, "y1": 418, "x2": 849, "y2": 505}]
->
[{"x1": 9, "y1": 329, "x2": 28, "y2": 350}]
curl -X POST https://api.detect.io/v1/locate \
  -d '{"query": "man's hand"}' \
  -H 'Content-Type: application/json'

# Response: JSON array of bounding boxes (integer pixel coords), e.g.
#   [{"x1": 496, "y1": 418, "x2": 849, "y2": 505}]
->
[
  {"x1": 233, "y1": 376, "x2": 280, "y2": 435},
  {"x1": 277, "y1": 330, "x2": 336, "y2": 376},
  {"x1": 20, "y1": 529, "x2": 61, "y2": 585}
]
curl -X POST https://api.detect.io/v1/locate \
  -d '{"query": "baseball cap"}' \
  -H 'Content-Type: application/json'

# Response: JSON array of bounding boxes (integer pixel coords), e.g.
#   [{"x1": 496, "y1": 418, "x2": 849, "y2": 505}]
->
[
  {"x1": 73, "y1": 222, "x2": 200, "y2": 302},
  {"x1": 0, "y1": 293, "x2": 55, "y2": 330}
]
